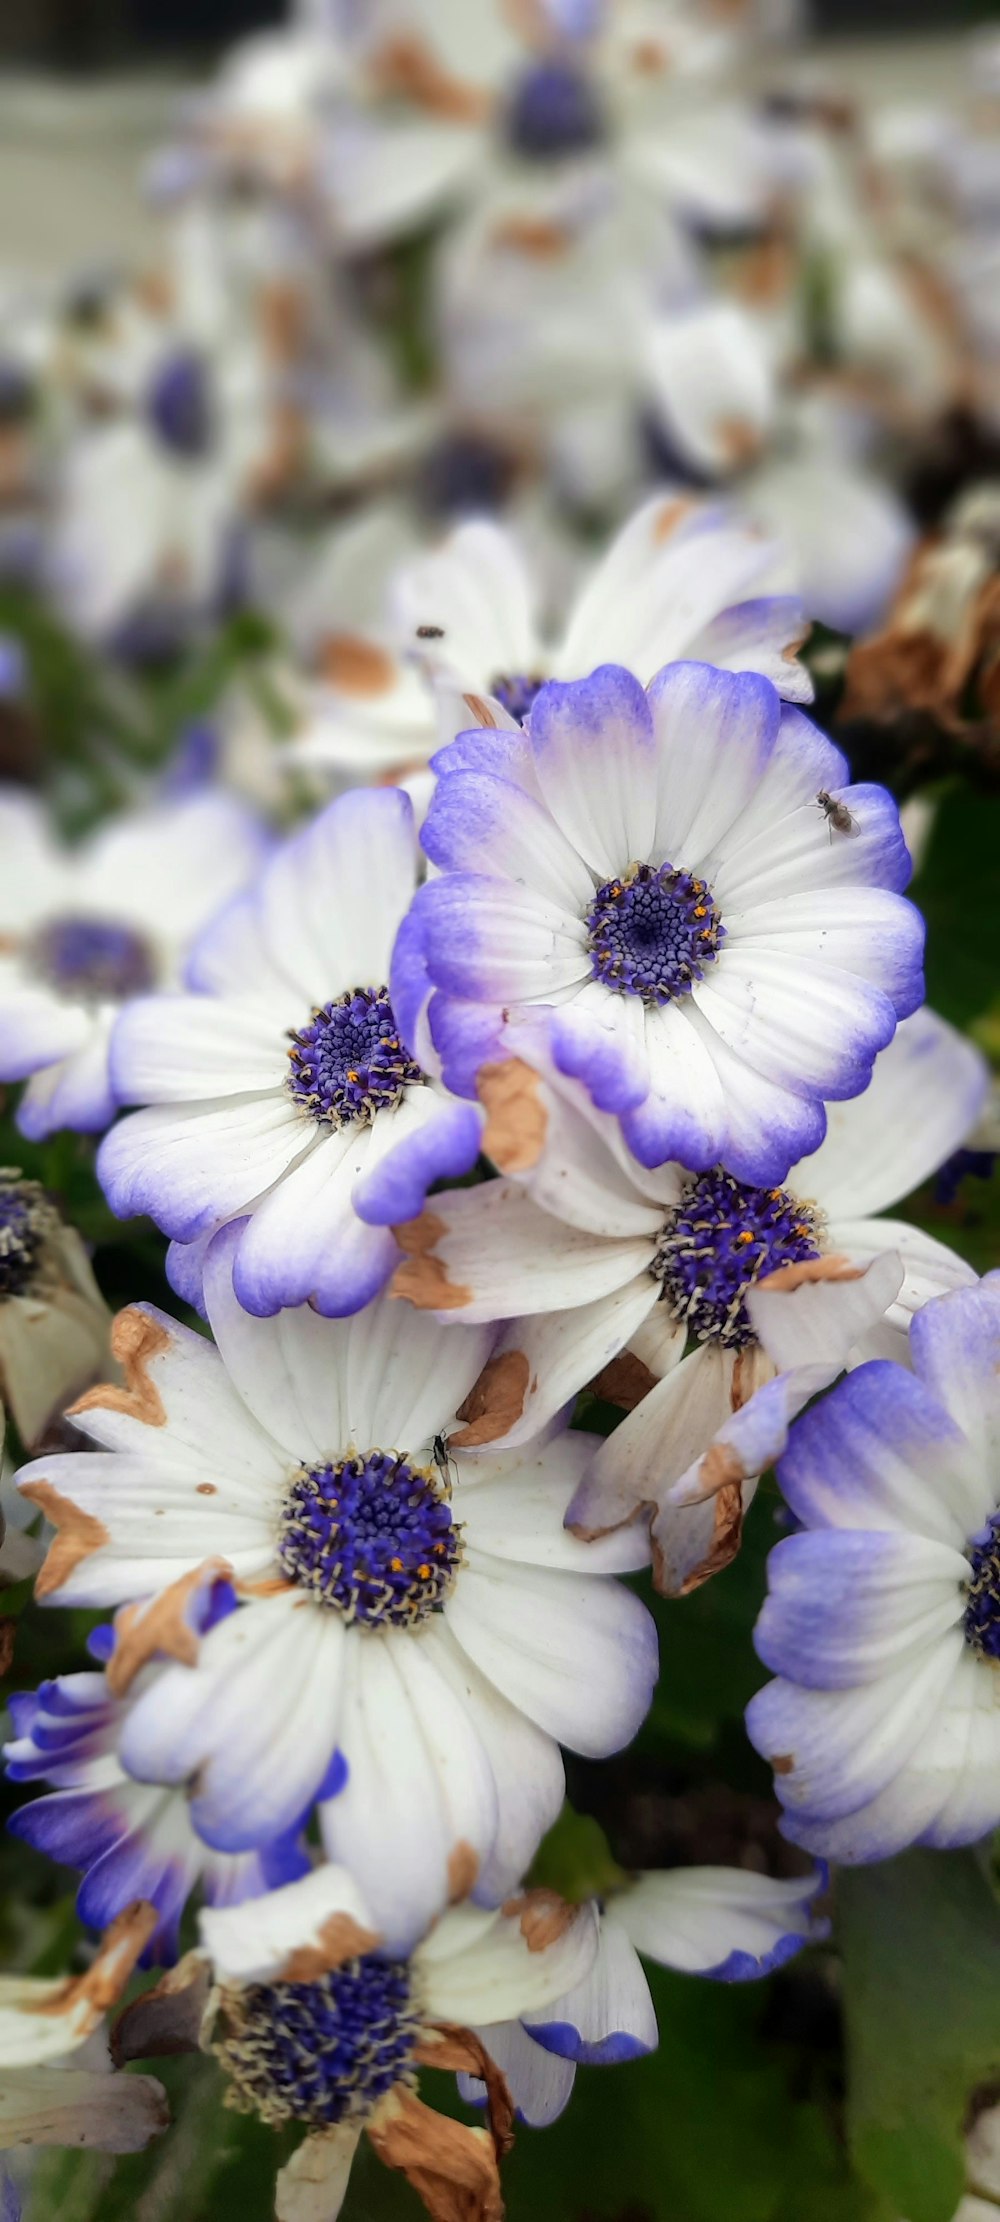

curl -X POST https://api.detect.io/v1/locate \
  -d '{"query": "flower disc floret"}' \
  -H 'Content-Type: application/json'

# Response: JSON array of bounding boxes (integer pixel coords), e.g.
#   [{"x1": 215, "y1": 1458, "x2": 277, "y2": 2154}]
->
[
  {"x1": 490, "y1": 671, "x2": 546, "y2": 723},
  {"x1": 216, "y1": 1957, "x2": 417, "y2": 2129},
  {"x1": 146, "y1": 348, "x2": 214, "y2": 460},
  {"x1": 0, "y1": 1179, "x2": 48, "y2": 1296},
  {"x1": 652, "y1": 1169, "x2": 821, "y2": 1349},
  {"x1": 286, "y1": 986, "x2": 422, "y2": 1128},
  {"x1": 963, "y1": 1515, "x2": 1000, "y2": 1659},
  {"x1": 277, "y1": 1449, "x2": 464, "y2": 1626},
  {"x1": 505, "y1": 59, "x2": 607, "y2": 159},
  {"x1": 586, "y1": 862, "x2": 725, "y2": 1006},
  {"x1": 28, "y1": 915, "x2": 157, "y2": 1003}
]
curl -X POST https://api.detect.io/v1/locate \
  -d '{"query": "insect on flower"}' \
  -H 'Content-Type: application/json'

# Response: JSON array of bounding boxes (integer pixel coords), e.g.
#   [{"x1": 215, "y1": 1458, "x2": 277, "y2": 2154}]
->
[{"x1": 816, "y1": 790, "x2": 860, "y2": 838}]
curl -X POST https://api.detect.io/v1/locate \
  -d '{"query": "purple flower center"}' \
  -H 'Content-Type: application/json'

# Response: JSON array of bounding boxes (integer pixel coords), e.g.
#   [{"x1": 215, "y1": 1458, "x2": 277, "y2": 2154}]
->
[
  {"x1": 146, "y1": 348, "x2": 213, "y2": 460},
  {"x1": 277, "y1": 1449, "x2": 463, "y2": 1627},
  {"x1": 490, "y1": 671, "x2": 546, "y2": 723},
  {"x1": 505, "y1": 58, "x2": 607, "y2": 159},
  {"x1": 963, "y1": 1518, "x2": 1000, "y2": 1658},
  {"x1": 28, "y1": 915, "x2": 157, "y2": 1003},
  {"x1": 586, "y1": 862, "x2": 725, "y2": 1004},
  {"x1": 217, "y1": 1956, "x2": 416, "y2": 2128},
  {"x1": 0, "y1": 1181, "x2": 47, "y2": 1297},
  {"x1": 286, "y1": 986, "x2": 422, "y2": 1127},
  {"x1": 652, "y1": 1169, "x2": 821, "y2": 1350}
]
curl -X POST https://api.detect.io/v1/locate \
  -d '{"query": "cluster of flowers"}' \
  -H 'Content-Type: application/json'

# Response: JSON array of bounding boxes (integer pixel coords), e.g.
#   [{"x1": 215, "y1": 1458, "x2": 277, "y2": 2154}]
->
[
  {"x1": 2, "y1": 0, "x2": 999, "y2": 665},
  {"x1": 0, "y1": 4, "x2": 998, "y2": 2220}
]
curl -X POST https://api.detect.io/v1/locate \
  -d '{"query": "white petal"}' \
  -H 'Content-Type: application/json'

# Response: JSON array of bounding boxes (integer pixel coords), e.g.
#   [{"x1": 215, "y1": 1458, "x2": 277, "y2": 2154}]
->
[
  {"x1": 319, "y1": 1632, "x2": 499, "y2": 1952},
  {"x1": 795, "y1": 1007, "x2": 990, "y2": 1219},
  {"x1": 201, "y1": 1864, "x2": 378, "y2": 1983},
  {"x1": 275, "y1": 2127, "x2": 361, "y2": 2222},
  {"x1": 446, "y1": 1553, "x2": 656, "y2": 1756},
  {"x1": 613, "y1": 1866, "x2": 825, "y2": 1976},
  {"x1": 419, "y1": 1899, "x2": 599, "y2": 2025}
]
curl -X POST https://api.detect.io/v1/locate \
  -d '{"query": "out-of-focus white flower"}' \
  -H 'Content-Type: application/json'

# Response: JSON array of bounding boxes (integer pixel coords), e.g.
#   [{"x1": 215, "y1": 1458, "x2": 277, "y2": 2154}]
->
[
  {"x1": 288, "y1": 492, "x2": 812, "y2": 783},
  {"x1": 0, "y1": 787, "x2": 269, "y2": 1140},
  {"x1": 0, "y1": 1903, "x2": 167, "y2": 2157}
]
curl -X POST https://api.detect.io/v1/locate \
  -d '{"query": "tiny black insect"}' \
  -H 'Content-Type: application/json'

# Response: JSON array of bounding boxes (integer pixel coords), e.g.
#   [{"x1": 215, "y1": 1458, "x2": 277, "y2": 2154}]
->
[
  {"x1": 431, "y1": 1430, "x2": 457, "y2": 1487},
  {"x1": 416, "y1": 624, "x2": 445, "y2": 639}
]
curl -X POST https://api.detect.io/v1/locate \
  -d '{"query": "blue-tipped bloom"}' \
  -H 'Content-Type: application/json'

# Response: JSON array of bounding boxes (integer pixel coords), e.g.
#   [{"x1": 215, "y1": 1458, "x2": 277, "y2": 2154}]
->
[
  {"x1": 459, "y1": 1862, "x2": 828, "y2": 2127},
  {"x1": 747, "y1": 1274, "x2": 1000, "y2": 1862},
  {"x1": 5, "y1": 1622, "x2": 304, "y2": 1965},
  {"x1": 410, "y1": 660, "x2": 924, "y2": 1185},
  {"x1": 99, "y1": 786, "x2": 484, "y2": 1319},
  {"x1": 0, "y1": 788, "x2": 268, "y2": 1141},
  {"x1": 16, "y1": 1228, "x2": 656, "y2": 1954}
]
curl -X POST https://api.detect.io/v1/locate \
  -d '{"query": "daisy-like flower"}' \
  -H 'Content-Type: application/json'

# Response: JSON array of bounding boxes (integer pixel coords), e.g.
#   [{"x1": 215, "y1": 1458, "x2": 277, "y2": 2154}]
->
[
  {"x1": 16, "y1": 1229, "x2": 656, "y2": 1949},
  {"x1": 0, "y1": 1903, "x2": 167, "y2": 2157},
  {"x1": 459, "y1": 1861, "x2": 828, "y2": 2126},
  {"x1": 0, "y1": 1173, "x2": 114, "y2": 1448},
  {"x1": 99, "y1": 788, "x2": 484, "y2": 1318},
  {"x1": 746, "y1": 1275, "x2": 1000, "y2": 1862},
  {"x1": 407, "y1": 660, "x2": 925, "y2": 1187},
  {"x1": 5, "y1": 1623, "x2": 308, "y2": 1966},
  {"x1": 114, "y1": 1861, "x2": 599, "y2": 2222},
  {"x1": 286, "y1": 493, "x2": 813, "y2": 786},
  {"x1": 0, "y1": 787, "x2": 268, "y2": 1142},
  {"x1": 394, "y1": 1007, "x2": 983, "y2": 1592}
]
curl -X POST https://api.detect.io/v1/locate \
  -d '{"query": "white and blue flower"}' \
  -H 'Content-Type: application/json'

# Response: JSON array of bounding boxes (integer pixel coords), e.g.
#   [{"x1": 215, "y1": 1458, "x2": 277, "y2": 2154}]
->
[
  {"x1": 393, "y1": 1006, "x2": 984, "y2": 1592},
  {"x1": 407, "y1": 658, "x2": 924, "y2": 1186},
  {"x1": 0, "y1": 787, "x2": 268, "y2": 1141},
  {"x1": 747, "y1": 1274, "x2": 1000, "y2": 1862},
  {"x1": 17, "y1": 1230, "x2": 656, "y2": 1950},
  {"x1": 286, "y1": 494, "x2": 814, "y2": 786},
  {"x1": 5, "y1": 1625, "x2": 306, "y2": 1965},
  {"x1": 459, "y1": 1862, "x2": 828, "y2": 2127},
  {"x1": 131, "y1": 1861, "x2": 600, "y2": 2222},
  {"x1": 99, "y1": 786, "x2": 485, "y2": 1318}
]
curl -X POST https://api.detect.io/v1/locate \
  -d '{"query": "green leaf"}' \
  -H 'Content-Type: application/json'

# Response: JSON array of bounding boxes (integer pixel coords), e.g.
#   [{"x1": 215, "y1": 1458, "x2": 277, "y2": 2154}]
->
[
  {"x1": 839, "y1": 1849, "x2": 1000, "y2": 2222},
  {"x1": 527, "y1": 1805, "x2": 625, "y2": 1902},
  {"x1": 912, "y1": 787, "x2": 1000, "y2": 1031}
]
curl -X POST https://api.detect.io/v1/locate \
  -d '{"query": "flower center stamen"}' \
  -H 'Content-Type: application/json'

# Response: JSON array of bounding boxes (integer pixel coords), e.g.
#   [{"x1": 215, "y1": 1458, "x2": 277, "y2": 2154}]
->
[
  {"x1": 277, "y1": 1449, "x2": 464, "y2": 1627},
  {"x1": 586, "y1": 862, "x2": 725, "y2": 1004},
  {"x1": 505, "y1": 59, "x2": 607, "y2": 159},
  {"x1": 963, "y1": 1518, "x2": 1000, "y2": 1658},
  {"x1": 146, "y1": 348, "x2": 214, "y2": 460},
  {"x1": 27, "y1": 914, "x2": 157, "y2": 1003},
  {"x1": 651, "y1": 1168, "x2": 822, "y2": 1350},
  {"x1": 216, "y1": 1957, "x2": 417, "y2": 2129},
  {"x1": 286, "y1": 986, "x2": 422, "y2": 1127},
  {"x1": 490, "y1": 671, "x2": 546, "y2": 723}
]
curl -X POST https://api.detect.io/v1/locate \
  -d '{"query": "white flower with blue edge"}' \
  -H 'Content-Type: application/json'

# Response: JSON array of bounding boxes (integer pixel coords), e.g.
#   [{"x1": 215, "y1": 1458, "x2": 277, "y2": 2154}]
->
[
  {"x1": 129, "y1": 1860, "x2": 599, "y2": 2222},
  {"x1": 747, "y1": 1274, "x2": 1000, "y2": 1863},
  {"x1": 459, "y1": 1862, "x2": 828, "y2": 2127},
  {"x1": 0, "y1": 787, "x2": 268, "y2": 1141},
  {"x1": 393, "y1": 1006, "x2": 984, "y2": 1592},
  {"x1": 99, "y1": 785, "x2": 485, "y2": 1318},
  {"x1": 408, "y1": 657, "x2": 924, "y2": 1184},
  {"x1": 17, "y1": 1231, "x2": 656, "y2": 1952},
  {"x1": 5, "y1": 1626, "x2": 307, "y2": 1967},
  {"x1": 286, "y1": 494, "x2": 814, "y2": 785}
]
